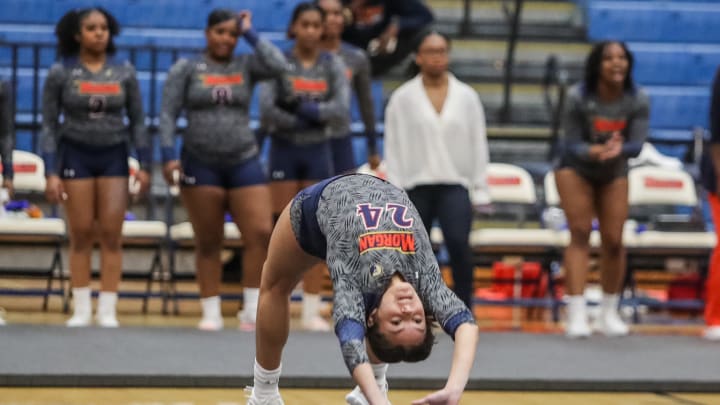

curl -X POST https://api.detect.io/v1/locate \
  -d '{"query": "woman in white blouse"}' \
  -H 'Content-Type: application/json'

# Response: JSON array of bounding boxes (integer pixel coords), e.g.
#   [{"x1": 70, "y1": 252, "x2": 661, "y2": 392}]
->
[{"x1": 384, "y1": 30, "x2": 490, "y2": 309}]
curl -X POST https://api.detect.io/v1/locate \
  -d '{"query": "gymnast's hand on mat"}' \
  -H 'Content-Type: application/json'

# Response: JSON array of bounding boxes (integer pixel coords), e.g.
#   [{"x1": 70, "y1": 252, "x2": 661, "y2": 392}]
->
[{"x1": 411, "y1": 387, "x2": 462, "y2": 405}]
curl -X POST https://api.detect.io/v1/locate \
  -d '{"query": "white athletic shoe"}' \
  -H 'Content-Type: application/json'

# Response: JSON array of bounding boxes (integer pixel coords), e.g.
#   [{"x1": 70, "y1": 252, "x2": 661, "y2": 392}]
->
[
  {"x1": 245, "y1": 386, "x2": 285, "y2": 405},
  {"x1": 0, "y1": 307, "x2": 6, "y2": 326},
  {"x1": 703, "y1": 326, "x2": 720, "y2": 341},
  {"x1": 198, "y1": 317, "x2": 223, "y2": 331},
  {"x1": 594, "y1": 310, "x2": 629, "y2": 337},
  {"x1": 66, "y1": 312, "x2": 92, "y2": 327},
  {"x1": 237, "y1": 309, "x2": 256, "y2": 332},
  {"x1": 96, "y1": 313, "x2": 119, "y2": 328},
  {"x1": 345, "y1": 380, "x2": 390, "y2": 405},
  {"x1": 302, "y1": 315, "x2": 331, "y2": 332}
]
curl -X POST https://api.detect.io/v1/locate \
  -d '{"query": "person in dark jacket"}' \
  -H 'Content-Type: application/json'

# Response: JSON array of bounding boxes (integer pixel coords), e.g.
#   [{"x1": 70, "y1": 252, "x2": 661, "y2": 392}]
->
[{"x1": 341, "y1": 0, "x2": 433, "y2": 76}]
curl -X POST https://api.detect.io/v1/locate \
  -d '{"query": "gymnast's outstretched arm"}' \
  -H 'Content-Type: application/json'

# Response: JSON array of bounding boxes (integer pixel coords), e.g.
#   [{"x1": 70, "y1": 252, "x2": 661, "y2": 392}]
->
[
  {"x1": 414, "y1": 260, "x2": 479, "y2": 404},
  {"x1": 411, "y1": 323, "x2": 478, "y2": 405}
]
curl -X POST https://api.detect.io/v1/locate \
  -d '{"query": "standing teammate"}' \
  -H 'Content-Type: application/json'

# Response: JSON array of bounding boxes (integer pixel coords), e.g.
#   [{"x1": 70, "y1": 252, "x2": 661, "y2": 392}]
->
[
  {"x1": 555, "y1": 41, "x2": 648, "y2": 338},
  {"x1": 247, "y1": 174, "x2": 479, "y2": 405},
  {"x1": 259, "y1": 2, "x2": 350, "y2": 331},
  {"x1": 41, "y1": 8, "x2": 151, "y2": 327},
  {"x1": 384, "y1": 31, "x2": 489, "y2": 310},
  {"x1": 318, "y1": 0, "x2": 380, "y2": 174},
  {"x1": 159, "y1": 9, "x2": 288, "y2": 331}
]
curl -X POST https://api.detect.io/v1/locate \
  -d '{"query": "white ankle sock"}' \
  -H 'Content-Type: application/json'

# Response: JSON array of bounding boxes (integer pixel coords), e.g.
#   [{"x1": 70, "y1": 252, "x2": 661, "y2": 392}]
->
[
  {"x1": 371, "y1": 363, "x2": 388, "y2": 381},
  {"x1": 201, "y1": 296, "x2": 222, "y2": 321},
  {"x1": 97, "y1": 291, "x2": 117, "y2": 317},
  {"x1": 567, "y1": 295, "x2": 587, "y2": 318},
  {"x1": 72, "y1": 287, "x2": 92, "y2": 316},
  {"x1": 253, "y1": 359, "x2": 281, "y2": 398},
  {"x1": 302, "y1": 294, "x2": 321, "y2": 323},
  {"x1": 243, "y1": 288, "x2": 259, "y2": 321},
  {"x1": 601, "y1": 293, "x2": 620, "y2": 313}
]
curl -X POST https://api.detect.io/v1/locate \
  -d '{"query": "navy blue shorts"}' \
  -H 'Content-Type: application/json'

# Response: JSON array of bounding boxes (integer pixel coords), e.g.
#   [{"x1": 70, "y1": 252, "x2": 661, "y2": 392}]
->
[
  {"x1": 59, "y1": 139, "x2": 128, "y2": 179},
  {"x1": 180, "y1": 152, "x2": 267, "y2": 189},
  {"x1": 330, "y1": 136, "x2": 356, "y2": 175},
  {"x1": 289, "y1": 176, "x2": 342, "y2": 260},
  {"x1": 269, "y1": 138, "x2": 333, "y2": 181}
]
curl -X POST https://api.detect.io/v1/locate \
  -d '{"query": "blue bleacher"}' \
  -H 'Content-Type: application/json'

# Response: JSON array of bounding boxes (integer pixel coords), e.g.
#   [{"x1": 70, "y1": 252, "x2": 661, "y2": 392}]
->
[
  {"x1": 0, "y1": 0, "x2": 304, "y2": 31},
  {"x1": 646, "y1": 86, "x2": 710, "y2": 130},
  {"x1": 631, "y1": 43, "x2": 720, "y2": 86},
  {"x1": 587, "y1": 2, "x2": 720, "y2": 43}
]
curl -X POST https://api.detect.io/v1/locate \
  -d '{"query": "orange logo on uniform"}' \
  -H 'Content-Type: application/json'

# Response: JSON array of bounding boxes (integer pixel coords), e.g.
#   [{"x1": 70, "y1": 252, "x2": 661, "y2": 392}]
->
[
  {"x1": 202, "y1": 74, "x2": 244, "y2": 86},
  {"x1": 78, "y1": 81, "x2": 121, "y2": 95},
  {"x1": 358, "y1": 231, "x2": 416, "y2": 255},
  {"x1": 291, "y1": 77, "x2": 328, "y2": 93},
  {"x1": 345, "y1": 68, "x2": 353, "y2": 80},
  {"x1": 593, "y1": 117, "x2": 627, "y2": 133}
]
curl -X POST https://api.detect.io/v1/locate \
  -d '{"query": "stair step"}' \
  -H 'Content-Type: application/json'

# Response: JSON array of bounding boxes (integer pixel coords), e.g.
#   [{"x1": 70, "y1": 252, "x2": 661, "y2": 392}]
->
[
  {"x1": 438, "y1": 21, "x2": 584, "y2": 41},
  {"x1": 449, "y1": 39, "x2": 589, "y2": 63},
  {"x1": 428, "y1": 0, "x2": 578, "y2": 24}
]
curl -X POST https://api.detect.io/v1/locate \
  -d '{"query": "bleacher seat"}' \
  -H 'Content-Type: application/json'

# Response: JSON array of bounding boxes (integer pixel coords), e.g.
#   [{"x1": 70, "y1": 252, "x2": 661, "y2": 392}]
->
[
  {"x1": 646, "y1": 86, "x2": 710, "y2": 130},
  {"x1": 0, "y1": 0, "x2": 304, "y2": 31},
  {"x1": 630, "y1": 42, "x2": 720, "y2": 86},
  {"x1": 588, "y1": 2, "x2": 720, "y2": 43}
]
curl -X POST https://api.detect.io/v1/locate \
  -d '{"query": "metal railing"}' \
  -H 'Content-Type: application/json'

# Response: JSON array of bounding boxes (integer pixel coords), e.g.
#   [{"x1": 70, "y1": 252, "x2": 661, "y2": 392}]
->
[
  {"x1": 459, "y1": 0, "x2": 526, "y2": 124},
  {"x1": 542, "y1": 54, "x2": 569, "y2": 161}
]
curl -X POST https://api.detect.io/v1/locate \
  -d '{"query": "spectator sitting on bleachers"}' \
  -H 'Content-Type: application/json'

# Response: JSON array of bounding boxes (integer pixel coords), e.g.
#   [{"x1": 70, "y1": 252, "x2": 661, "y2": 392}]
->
[
  {"x1": 700, "y1": 66, "x2": 720, "y2": 342},
  {"x1": 318, "y1": 0, "x2": 381, "y2": 174},
  {"x1": 41, "y1": 8, "x2": 151, "y2": 328},
  {"x1": 159, "y1": 9, "x2": 288, "y2": 332},
  {"x1": 340, "y1": 0, "x2": 433, "y2": 77},
  {"x1": 384, "y1": 30, "x2": 490, "y2": 310},
  {"x1": 0, "y1": 80, "x2": 14, "y2": 197},
  {"x1": 555, "y1": 41, "x2": 648, "y2": 338},
  {"x1": 259, "y1": 2, "x2": 350, "y2": 331}
]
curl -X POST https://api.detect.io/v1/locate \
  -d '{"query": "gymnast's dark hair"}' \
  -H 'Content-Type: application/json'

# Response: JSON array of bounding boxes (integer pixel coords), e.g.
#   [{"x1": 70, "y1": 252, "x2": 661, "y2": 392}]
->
[
  {"x1": 583, "y1": 41, "x2": 635, "y2": 95},
  {"x1": 366, "y1": 315, "x2": 435, "y2": 364},
  {"x1": 406, "y1": 29, "x2": 451, "y2": 78},
  {"x1": 55, "y1": 7, "x2": 119, "y2": 59},
  {"x1": 206, "y1": 8, "x2": 237, "y2": 29},
  {"x1": 287, "y1": 2, "x2": 326, "y2": 39}
]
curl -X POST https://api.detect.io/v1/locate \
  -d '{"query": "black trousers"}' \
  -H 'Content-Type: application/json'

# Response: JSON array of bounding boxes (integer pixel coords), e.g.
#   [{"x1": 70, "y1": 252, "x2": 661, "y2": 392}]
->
[{"x1": 407, "y1": 184, "x2": 474, "y2": 309}]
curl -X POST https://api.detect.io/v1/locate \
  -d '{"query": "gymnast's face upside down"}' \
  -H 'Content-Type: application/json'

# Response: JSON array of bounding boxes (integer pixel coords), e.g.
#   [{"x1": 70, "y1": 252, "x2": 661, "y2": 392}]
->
[{"x1": 367, "y1": 273, "x2": 430, "y2": 354}]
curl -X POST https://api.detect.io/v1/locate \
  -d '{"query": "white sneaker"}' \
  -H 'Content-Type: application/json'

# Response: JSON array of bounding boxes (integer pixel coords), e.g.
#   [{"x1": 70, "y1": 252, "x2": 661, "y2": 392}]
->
[
  {"x1": 198, "y1": 317, "x2": 223, "y2": 331},
  {"x1": 96, "y1": 313, "x2": 119, "y2": 328},
  {"x1": 245, "y1": 386, "x2": 284, "y2": 405},
  {"x1": 237, "y1": 309, "x2": 256, "y2": 332},
  {"x1": 594, "y1": 310, "x2": 629, "y2": 337},
  {"x1": 302, "y1": 315, "x2": 331, "y2": 332},
  {"x1": 0, "y1": 307, "x2": 6, "y2": 325},
  {"x1": 565, "y1": 296, "x2": 591, "y2": 338},
  {"x1": 345, "y1": 380, "x2": 390, "y2": 405},
  {"x1": 66, "y1": 312, "x2": 92, "y2": 327},
  {"x1": 703, "y1": 326, "x2": 720, "y2": 341}
]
